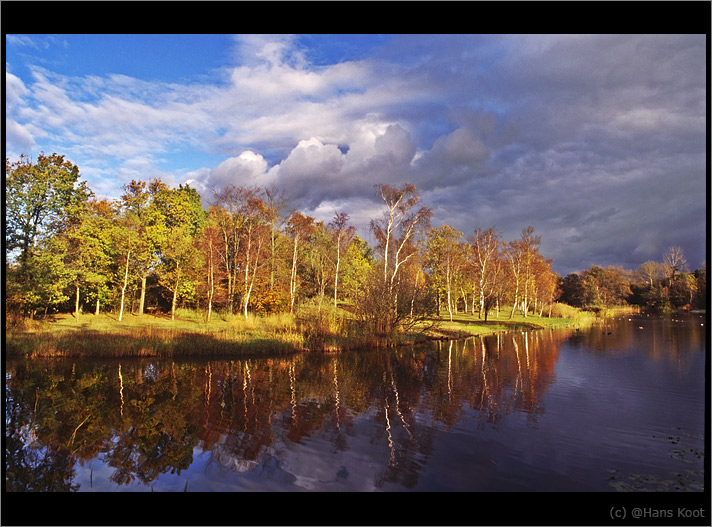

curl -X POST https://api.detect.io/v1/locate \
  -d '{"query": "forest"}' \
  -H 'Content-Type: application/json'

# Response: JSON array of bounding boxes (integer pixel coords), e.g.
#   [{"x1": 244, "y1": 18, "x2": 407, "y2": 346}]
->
[{"x1": 5, "y1": 153, "x2": 707, "y2": 341}]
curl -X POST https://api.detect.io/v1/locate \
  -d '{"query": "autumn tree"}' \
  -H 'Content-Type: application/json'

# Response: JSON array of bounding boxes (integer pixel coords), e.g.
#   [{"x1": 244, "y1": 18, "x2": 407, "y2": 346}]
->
[
  {"x1": 530, "y1": 254, "x2": 559, "y2": 316},
  {"x1": 286, "y1": 212, "x2": 316, "y2": 313},
  {"x1": 239, "y1": 195, "x2": 270, "y2": 319},
  {"x1": 503, "y1": 240, "x2": 524, "y2": 319},
  {"x1": 663, "y1": 246, "x2": 687, "y2": 284},
  {"x1": 368, "y1": 183, "x2": 432, "y2": 336},
  {"x1": 468, "y1": 227, "x2": 502, "y2": 319},
  {"x1": 305, "y1": 221, "x2": 336, "y2": 314},
  {"x1": 579, "y1": 265, "x2": 632, "y2": 308},
  {"x1": 638, "y1": 261, "x2": 666, "y2": 289},
  {"x1": 263, "y1": 185, "x2": 290, "y2": 295},
  {"x1": 329, "y1": 212, "x2": 356, "y2": 310},
  {"x1": 517, "y1": 226, "x2": 541, "y2": 317},
  {"x1": 198, "y1": 207, "x2": 228, "y2": 321}
]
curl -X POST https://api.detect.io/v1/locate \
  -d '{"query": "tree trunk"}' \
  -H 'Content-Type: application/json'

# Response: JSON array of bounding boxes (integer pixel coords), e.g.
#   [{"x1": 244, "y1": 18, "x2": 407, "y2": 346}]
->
[
  {"x1": 446, "y1": 267, "x2": 453, "y2": 322},
  {"x1": 138, "y1": 275, "x2": 147, "y2": 316},
  {"x1": 95, "y1": 295, "x2": 100, "y2": 316},
  {"x1": 207, "y1": 240, "x2": 214, "y2": 322},
  {"x1": 171, "y1": 268, "x2": 181, "y2": 321},
  {"x1": 290, "y1": 235, "x2": 298, "y2": 313},
  {"x1": 334, "y1": 243, "x2": 340, "y2": 311},
  {"x1": 119, "y1": 250, "x2": 130, "y2": 321},
  {"x1": 75, "y1": 284, "x2": 80, "y2": 318},
  {"x1": 171, "y1": 287, "x2": 178, "y2": 320},
  {"x1": 509, "y1": 291, "x2": 518, "y2": 320}
]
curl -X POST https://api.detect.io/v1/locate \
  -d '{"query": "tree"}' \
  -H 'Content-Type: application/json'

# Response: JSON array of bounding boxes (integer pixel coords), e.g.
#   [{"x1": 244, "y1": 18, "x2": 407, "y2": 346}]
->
[
  {"x1": 517, "y1": 226, "x2": 541, "y2": 317},
  {"x1": 580, "y1": 265, "x2": 632, "y2": 308},
  {"x1": 339, "y1": 236, "x2": 375, "y2": 302},
  {"x1": 559, "y1": 273, "x2": 586, "y2": 307},
  {"x1": 118, "y1": 179, "x2": 168, "y2": 317},
  {"x1": 239, "y1": 195, "x2": 269, "y2": 319},
  {"x1": 286, "y1": 212, "x2": 315, "y2": 313},
  {"x1": 329, "y1": 212, "x2": 356, "y2": 310},
  {"x1": 153, "y1": 183, "x2": 206, "y2": 319},
  {"x1": 6, "y1": 153, "x2": 91, "y2": 317},
  {"x1": 693, "y1": 267, "x2": 706, "y2": 310},
  {"x1": 369, "y1": 183, "x2": 432, "y2": 336},
  {"x1": 531, "y1": 255, "x2": 559, "y2": 316},
  {"x1": 663, "y1": 246, "x2": 687, "y2": 284},
  {"x1": 468, "y1": 227, "x2": 502, "y2": 319},
  {"x1": 211, "y1": 185, "x2": 269, "y2": 315},
  {"x1": 60, "y1": 198, "x2": 116, "y2": 317},
  {"x1": 504, "y1": 240, "x2": 524, "y2": 319},
  {"x1": 426, "y1": 225, "x2": 464, "y2": 322},
  {"x1": 197, "y1": 208, "x2": 228, "y2": 321},
  {"x1": 114, "y1": 207, "x2": 140, "y2": 322},
  {"x1": 638, "y1": 261, "x2": 666, "y2": 290},
  {"x1": 263, "y1": 185, "x2": 290, "y2": 293}
]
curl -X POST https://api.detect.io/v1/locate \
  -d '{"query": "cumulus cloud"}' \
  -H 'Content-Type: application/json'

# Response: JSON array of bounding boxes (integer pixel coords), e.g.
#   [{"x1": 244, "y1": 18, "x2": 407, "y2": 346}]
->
[
  {"x1": 5, "y1": 34, "x2": 706, "y2": 274},
  {"x1": 207, "y1": 151, "x2": 270, "y2": 190}
]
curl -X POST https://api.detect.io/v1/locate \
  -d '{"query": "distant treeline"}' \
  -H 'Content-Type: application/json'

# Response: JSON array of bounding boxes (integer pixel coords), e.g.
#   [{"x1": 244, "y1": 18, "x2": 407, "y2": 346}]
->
[
  {"x1": 6, "y1": 154, "x2": 705, "y2": 337},
  {"x1": 559, "y1": 251, "x2": 706, "y2": 314}
]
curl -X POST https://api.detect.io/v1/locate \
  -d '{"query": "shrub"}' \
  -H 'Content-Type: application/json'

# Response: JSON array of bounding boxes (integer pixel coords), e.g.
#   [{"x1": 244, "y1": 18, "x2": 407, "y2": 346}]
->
[{"x1": 549, "y1": 302, "x2": 583, "y2": 319}]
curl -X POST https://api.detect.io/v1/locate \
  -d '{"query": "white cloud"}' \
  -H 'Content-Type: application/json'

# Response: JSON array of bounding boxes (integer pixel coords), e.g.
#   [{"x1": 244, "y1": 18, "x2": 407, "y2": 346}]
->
[
  {"x1": 207, "y1": 151, "x2": 270, "y2": 190},
  {"x1": 4, "y1": 34, "x2": 706, "y2": 273}
]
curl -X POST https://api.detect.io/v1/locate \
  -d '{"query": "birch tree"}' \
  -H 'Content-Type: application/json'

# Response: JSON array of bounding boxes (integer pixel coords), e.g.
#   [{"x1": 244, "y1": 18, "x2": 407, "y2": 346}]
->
[
  {"x1": 369, "y1": 183, "x2": 432, "y2": 335},
  {"x1": 468, "y1": 227, "x2": 502, "y2": 319},
  {"x1": 426, "y1": 225, "x2": 464, "y2": 322},
  {"x1": 286, "y1": 212, "x2": 315, "y2": 313},
  {"x1": 329, "y1": 212, "x2": 356, "y2": 310}
]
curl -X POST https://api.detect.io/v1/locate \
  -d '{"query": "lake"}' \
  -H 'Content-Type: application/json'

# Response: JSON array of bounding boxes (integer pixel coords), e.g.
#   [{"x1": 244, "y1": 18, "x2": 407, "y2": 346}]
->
[{"x1": 5, "y1": 314, "x2": 707, "y2": 500}]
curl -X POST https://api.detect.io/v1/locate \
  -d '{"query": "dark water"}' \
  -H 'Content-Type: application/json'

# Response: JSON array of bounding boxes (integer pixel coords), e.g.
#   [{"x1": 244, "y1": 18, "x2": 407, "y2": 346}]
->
[{"x1": 5, "y1": 314, "x2": 707, "y2": 494}]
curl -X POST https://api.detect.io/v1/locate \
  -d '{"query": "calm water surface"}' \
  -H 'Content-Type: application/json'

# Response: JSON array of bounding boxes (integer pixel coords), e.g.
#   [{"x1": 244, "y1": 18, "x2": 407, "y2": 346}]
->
[{"x1": 5, "y1": 314, "x2": 707, "y2": 493}]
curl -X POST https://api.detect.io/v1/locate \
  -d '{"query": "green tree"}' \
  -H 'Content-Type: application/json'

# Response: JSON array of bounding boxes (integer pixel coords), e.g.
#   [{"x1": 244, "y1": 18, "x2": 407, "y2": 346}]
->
[
  {"x1": 340, "y1": 235, "x2": 375, "y2": 302},
  {"x1": 118, "y1": 179, "x2": 168, "y2": 317},
  {"x1": 426, "y1": 225, "x2": 465, "y2": 322},
  {"x1": 153, "y1": 184, "x2": 206, "y2": 319},
  {"x1": 329, "y1": 212, "x2": 356, "y2": 310},
  {"x1": 6, "y1": 153, "x2": 91, "y2": 317},
  {"x1": 60, "y1": 198, "x2": 116, "y2": 317},
  {"x1": 306, "y1": 220, "x2": 336, "y2": 314}
]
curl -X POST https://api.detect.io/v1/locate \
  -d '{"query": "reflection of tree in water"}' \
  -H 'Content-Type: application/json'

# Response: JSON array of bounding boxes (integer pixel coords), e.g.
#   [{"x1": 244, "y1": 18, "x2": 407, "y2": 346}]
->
[
  {"x1": 6, "y1": 332, "x2": 563, "y2": 491},
  {"x1": 5, "y1": 407, "x2": 78, "y2": 491}
]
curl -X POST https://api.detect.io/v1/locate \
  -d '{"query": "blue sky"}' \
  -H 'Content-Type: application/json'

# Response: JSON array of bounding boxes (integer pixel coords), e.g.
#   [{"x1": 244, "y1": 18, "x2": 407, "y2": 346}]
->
[{"x1": 5, "y1": 33, "x2": 708, "y2": 275}]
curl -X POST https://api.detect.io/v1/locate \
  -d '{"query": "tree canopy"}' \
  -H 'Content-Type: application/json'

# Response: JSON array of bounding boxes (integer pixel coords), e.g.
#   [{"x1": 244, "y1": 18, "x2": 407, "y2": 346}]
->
[{"x1": 6, "y1": 153, "x2": 705, "y2": 327}]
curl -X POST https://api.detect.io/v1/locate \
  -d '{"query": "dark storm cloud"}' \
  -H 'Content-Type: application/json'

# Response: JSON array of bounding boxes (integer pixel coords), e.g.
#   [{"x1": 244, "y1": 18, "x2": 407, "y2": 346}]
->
[{"x1": 7, "y1": 34, "x2": 706, "y2": 274}]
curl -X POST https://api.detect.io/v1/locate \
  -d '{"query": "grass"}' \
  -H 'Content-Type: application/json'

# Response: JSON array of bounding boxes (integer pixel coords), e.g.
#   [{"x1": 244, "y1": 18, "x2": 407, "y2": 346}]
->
[
  {"x1": 6, "y1": 303, "x2": 609, "y2": 358},
  {"x1": 6, "y1": 310, "x2": 306, "y2": 358},
  {"x1": 420, "y1": 304, "x2": 598, "y2": 340}
]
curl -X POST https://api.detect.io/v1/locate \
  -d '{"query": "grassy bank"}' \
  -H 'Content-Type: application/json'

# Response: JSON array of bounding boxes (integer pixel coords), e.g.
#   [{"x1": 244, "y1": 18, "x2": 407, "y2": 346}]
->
[
  {"x1": 6, "y1": 303, "x2": 605, "y2": 358},
  {"x1": 421, "y1": 304, "x2": 598, "y2": 341},
  {"x1": 6, "y1": 310, "x2": 307, "y2": 358}
]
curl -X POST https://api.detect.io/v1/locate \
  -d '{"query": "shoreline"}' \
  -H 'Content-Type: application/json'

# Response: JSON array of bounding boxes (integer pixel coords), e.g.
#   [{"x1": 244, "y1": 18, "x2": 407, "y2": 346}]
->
[{"x1": 5, "y1": 309, "x2": 612, "y2": 359}]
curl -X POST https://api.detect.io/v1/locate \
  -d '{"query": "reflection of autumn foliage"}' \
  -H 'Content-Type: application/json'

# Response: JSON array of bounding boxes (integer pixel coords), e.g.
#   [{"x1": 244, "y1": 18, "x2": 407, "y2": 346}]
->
[
  {"x1": 6, "y1": 332, "x2": 564, "y2": 490},
  {"x1": 567, "y1": 315, "x2": 705, "y2": 375}
]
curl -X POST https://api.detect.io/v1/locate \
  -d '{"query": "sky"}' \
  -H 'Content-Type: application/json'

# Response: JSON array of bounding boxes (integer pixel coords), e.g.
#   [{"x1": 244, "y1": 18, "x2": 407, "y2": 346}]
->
[{"x1": 5, "y1": 33, "x2": 708, "y2": 275}]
